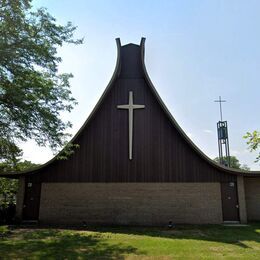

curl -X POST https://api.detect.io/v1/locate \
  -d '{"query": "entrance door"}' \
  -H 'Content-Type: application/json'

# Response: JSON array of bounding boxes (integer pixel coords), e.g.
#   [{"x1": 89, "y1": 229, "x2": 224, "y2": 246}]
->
[
  {"x1": 23, "y1": 178, "x2": 41, "y2": 220},
  {"x1": 221, "y1": 182, "x2": 239, "y2": 222}
]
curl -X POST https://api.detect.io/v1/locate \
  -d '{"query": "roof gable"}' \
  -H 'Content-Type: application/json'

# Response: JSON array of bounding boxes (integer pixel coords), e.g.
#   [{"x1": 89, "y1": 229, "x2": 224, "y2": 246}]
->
[{"x1": 1, "y1": 38, "x2": 260, "y2": 179}]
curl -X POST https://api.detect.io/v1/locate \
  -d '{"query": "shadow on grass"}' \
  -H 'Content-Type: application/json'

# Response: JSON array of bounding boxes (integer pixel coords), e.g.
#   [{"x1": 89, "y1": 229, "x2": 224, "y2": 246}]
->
[
  {"x1": 0, "y1": 228, "x2": 141, "y2": 259},
  {"x1": 1, "y1": 223, "x2": 260, "y2": 258},
  {"x1": 82, "y1": 222, "x2": 260, "y2": 249}
]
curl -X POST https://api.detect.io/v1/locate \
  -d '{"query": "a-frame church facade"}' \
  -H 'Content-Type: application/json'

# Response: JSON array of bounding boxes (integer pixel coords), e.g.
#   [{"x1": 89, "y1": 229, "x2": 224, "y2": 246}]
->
[{"x1": 2, "y1": 38, "x2": 260, "y2": 225}]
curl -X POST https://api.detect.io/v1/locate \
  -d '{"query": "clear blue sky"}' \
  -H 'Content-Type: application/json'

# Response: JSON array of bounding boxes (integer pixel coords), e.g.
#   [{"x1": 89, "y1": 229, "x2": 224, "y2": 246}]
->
[{"x1": 24, "y1": 0, "x2": 260, "y2": 170}]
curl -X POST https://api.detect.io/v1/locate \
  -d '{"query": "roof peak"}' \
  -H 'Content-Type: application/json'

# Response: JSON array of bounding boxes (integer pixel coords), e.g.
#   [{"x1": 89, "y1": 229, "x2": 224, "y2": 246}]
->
[
  {"x1": 115, "y1": 37, "x2": 146, "y2": 48},
  {"x1": 121, "y1": 43, "x2": 139, "y2": 47}
]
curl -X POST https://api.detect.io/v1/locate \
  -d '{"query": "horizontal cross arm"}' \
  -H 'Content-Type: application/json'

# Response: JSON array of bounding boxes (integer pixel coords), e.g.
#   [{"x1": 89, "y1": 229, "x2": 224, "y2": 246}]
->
[
  {"x1": 133, "y1": 105, "x2": 145, "y2": 109},
  {"x1": 117, "y1": 105, "x2": 130, "y2": 109}
]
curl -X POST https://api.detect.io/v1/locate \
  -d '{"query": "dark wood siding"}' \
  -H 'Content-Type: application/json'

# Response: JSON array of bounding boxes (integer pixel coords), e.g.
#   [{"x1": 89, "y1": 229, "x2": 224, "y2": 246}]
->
[{"x1": 33, "y1": 44, "x2": 236, "y2": 183}]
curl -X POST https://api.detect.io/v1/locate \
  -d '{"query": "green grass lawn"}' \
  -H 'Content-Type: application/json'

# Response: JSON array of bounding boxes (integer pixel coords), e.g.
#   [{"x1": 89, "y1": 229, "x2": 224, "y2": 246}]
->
[{"x1": 0, "y1": 224, "x2": 260, "y2": 259}]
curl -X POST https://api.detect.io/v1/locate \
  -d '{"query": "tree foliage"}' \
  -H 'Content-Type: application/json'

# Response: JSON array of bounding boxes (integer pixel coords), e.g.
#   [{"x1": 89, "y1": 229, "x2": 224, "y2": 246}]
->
[
  {"x1": 0, "y1": 178, "x2": 18, "y2": 209},
  {"x1": 240, "y1": 164, "x2": 250, "y2": 171},
  {"x1": 0, "y1": 159, "x2": 39, "y2": 210},
  {"x1": 0, "y1": 0, "x2": 83, "y2": 163},
  {"x1": 244, "y1": 131, "x2": 260, "y2": 163},
  {"x1": 214, "y1": 156, "x2": 250, "y2": 171}
]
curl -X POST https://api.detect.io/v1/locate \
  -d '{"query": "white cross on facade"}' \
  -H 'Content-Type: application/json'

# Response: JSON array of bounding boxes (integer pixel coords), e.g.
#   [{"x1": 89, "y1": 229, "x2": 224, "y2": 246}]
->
[{"x1": 117, "y1": 91, "x2": 145, "y2": 160}]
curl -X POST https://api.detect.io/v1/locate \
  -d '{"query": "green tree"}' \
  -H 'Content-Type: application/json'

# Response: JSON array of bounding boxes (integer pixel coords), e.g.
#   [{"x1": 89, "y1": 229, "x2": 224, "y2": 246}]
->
[
  {"x1": 0, "y1": 0, "x2": 83, "y2": 164},
  {"x1": 240, "y1": 164, "x2": 250, "y2": 171},
  {"x1": 214, "y1": 156, "x2": 250, "y2": 171},
  {"x1": 0, "y1": 159, "x2": 39, "y2": 209},
  {"x1": 244, "y1": 131, "x2": 260, "y2": 163},
  {"x1": 0, "y1": 159, "x2": 39, "y2": 174},
  {"x1": 0, "y1": 177, "x2": 18, "y2": 208}
]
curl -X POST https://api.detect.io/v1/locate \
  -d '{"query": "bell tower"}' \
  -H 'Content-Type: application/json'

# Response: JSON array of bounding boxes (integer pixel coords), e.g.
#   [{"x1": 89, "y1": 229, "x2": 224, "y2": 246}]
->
[{"x1": 214, "y1": 96, "x2": 230, "y2": 167}]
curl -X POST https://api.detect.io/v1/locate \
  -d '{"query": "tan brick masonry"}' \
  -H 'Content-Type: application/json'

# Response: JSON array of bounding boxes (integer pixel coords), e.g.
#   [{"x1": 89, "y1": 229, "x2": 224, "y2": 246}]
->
[
  {"x1": 245, "y1": 178, "x2": 260, "y2": 221},
  {"x1": 39, "y1": 183, "x2": 223, "y2": 225}
]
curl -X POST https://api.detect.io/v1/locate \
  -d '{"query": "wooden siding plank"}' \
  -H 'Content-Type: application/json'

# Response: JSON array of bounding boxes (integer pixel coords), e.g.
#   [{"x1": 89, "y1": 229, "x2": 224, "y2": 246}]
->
[{"x1": 37, "y1": 44, "x2": 236, "y2": 183}]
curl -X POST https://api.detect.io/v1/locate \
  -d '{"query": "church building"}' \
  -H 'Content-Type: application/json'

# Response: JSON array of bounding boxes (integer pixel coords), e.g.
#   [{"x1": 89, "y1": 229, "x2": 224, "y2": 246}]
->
[{"x1": 2, "y1": 38, "x2": 260, "y2": 225}]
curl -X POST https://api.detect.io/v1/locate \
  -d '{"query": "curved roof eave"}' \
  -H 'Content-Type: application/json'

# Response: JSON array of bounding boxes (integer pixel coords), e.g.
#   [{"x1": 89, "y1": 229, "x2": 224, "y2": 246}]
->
[
  {"x1": 139, "y1": 37, "x2": 260, "y2": 177},
  {"x1": 0, "y1": 38, "x2": 122, "y2": 179},
  {"x1": 1, "y1": 37, "x2": 260, "y2": 179}
]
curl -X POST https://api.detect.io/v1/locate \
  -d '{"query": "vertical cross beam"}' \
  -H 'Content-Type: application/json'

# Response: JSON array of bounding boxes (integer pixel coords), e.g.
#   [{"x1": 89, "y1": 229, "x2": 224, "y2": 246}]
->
[
  {"x1": 117, "y1": 91, "x2": 145, "y2": 160},
  {"x1": 214, "y1": 96, "x2": 226, "y2": 122}
]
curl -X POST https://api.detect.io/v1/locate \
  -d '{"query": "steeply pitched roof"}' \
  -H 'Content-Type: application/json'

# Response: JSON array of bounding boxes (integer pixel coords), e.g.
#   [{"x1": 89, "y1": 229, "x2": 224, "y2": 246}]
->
[{"x1": 1, "y1": 38, "x2": 260, "y2": 178}]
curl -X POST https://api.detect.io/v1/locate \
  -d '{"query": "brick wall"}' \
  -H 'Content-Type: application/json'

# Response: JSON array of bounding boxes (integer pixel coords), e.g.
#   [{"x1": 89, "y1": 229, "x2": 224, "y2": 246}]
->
[
  {"x1": 39, "y1": 183, "x2": 223, "y2": 225},
  {"x1": 245, "y1": 178, "x2": 260, "y2": 221}
]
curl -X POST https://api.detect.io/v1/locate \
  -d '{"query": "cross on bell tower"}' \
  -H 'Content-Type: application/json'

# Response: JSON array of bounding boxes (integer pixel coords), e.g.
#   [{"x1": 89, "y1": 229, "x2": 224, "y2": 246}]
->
[{"x1": 214, "y1": 96, "x2": 231, "y2": 167}]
